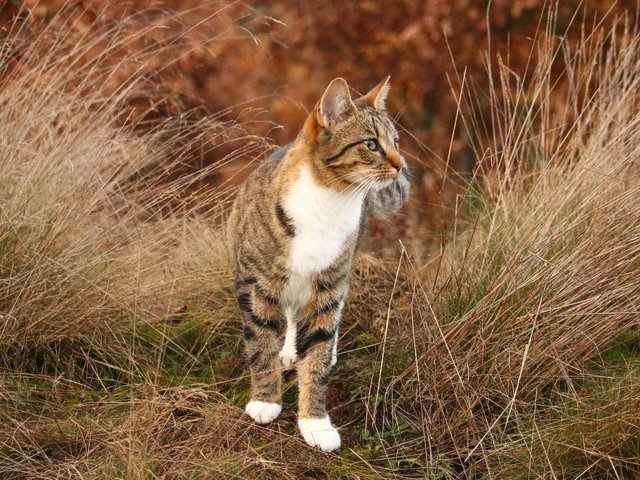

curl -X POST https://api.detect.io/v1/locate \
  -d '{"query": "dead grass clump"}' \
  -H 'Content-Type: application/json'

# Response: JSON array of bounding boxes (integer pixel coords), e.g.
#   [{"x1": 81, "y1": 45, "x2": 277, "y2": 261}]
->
[
  {"x1": 488, "y1": 364, "x2": 640, "y2": 477},
  {"x1": 0, "y1": 6, "x2": 266, "y2": 374},
  {"x1": 1, "y1": 377, "x2": 407, "y2": 479}
]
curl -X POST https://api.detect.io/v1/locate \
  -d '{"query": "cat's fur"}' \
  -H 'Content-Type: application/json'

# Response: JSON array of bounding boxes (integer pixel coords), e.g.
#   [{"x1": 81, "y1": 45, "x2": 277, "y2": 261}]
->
[{"x1": 226, "y1": 77, "x2": 410, "y2": 451}]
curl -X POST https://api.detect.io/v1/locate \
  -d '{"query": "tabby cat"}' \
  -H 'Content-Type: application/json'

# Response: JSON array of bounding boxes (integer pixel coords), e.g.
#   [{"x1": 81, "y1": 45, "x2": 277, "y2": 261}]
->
[{"x1": 226, "y1": 77, "x2": 410, "y2": 452}]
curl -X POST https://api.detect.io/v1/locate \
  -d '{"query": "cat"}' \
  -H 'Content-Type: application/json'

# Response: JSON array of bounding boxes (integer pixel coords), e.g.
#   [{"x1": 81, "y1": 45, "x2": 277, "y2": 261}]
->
[{"x1": 226, "y1": 76, "x2": 410, "y2": 452}]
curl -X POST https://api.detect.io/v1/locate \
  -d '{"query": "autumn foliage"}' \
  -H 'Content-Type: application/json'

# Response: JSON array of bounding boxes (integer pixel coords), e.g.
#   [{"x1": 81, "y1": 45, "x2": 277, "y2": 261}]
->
[{"x1": 2, "y1": 1, "x2": 636, "y2": 189}]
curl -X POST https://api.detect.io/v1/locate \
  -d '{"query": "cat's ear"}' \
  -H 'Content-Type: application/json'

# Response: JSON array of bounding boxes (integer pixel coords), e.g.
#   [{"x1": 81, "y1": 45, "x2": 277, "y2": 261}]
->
[
  {"x1": 357, "y1": 76, "x2": 391, "y2": 111},
  {"x1": 317, "y1": 77, "x2": 357, "y2": 129}
]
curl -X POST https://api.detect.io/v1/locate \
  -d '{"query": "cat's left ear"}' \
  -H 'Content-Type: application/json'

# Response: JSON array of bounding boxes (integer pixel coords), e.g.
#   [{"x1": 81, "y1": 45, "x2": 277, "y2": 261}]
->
[
  {"x1": 357, "y1": 76, "x2": 391, "y2": 111},
  {"x1": 317, "y1": 77, "x2": 357, "y2": 129}
]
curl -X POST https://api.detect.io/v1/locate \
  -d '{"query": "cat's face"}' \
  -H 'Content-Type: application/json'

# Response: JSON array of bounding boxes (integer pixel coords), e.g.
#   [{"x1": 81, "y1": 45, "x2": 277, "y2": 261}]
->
[{"x1": 305, "y1": 77, "x2": 405, "y2": 192}]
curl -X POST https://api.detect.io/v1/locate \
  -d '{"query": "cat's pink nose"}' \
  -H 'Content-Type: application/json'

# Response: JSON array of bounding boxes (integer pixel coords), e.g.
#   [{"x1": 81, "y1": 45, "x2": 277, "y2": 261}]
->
[
  {"x1": 389, "y1": 155, "x2": 402, "y2": 173},
  {"x1": 387, "y1": 152, "x2": 402, "y2": 173}
]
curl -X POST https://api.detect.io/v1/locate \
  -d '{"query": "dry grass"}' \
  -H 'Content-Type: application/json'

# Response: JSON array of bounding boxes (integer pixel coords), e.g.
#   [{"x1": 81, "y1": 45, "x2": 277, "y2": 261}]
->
[
  {"x1": 372, "y1": 11, "x2": 640, "y2": 476},
  {"x1": 0, "y1": 4, "x2": 266, "y2": 365},
  {"x1": 1, "y1": 5, "x2": 639, "y2": 480}
]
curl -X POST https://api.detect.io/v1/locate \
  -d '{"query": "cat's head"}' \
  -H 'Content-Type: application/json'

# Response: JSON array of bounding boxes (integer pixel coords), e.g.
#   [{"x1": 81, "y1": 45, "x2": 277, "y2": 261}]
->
[{"x1": 302, "y1": 77, "x2": 405, "y2": 192}]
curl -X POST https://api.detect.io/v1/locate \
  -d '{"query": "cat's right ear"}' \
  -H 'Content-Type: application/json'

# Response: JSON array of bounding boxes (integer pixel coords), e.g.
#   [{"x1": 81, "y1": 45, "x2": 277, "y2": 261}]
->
[{"x1": 317, "y1": 78, "x2": 357, "y2": 130}]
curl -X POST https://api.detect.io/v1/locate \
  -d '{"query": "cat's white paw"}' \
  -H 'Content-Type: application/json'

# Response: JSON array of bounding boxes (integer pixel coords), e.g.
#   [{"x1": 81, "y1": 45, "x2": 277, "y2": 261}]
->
[
  {"x1": 245, "y1": 400, "x2": 281, "y2": 424},
  {"x1": 298, "y1": 417, "x2": 341, "y2": 452},
  {"x1": 278, "y1": 346, "x2": 297, "y2": 367}
]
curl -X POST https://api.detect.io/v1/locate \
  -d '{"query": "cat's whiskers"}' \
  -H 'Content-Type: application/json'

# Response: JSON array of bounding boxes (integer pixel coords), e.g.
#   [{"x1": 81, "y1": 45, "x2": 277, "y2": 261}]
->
[
  {"x1": 324, "y1": 166, "x2": 380, "y2": 189},
  {"x1": 340, "y1": 180, "x2": 369, "y2": 208},
  {"x1": 322, "y1": 168, "x2": 367, "y2": 187},
  {"x1": 334, "y1": 177, "x2": 371, "y2": 217},
  {"x1": 340, "y1": 170, "x2": 377, "y2": 197},
  {"x1": 340, "y1": 174, "x2": 379, "y2": 208}
]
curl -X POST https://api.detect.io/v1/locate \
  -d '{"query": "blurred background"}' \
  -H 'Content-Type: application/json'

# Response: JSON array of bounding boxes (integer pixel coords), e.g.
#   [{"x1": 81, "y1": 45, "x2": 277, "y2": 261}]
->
[
  {"x1": 2, "y1": 3, "x2": 640, "y2": 477},
  {"x1": 1, "y1": 0, "x2": 637, "y2": 236}
]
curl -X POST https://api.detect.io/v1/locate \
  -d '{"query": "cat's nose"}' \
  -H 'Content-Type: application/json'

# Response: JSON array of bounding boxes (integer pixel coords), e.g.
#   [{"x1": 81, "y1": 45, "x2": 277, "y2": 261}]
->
[{"x1": 388, "y1": 153, "x2": 403, "y2": 173}]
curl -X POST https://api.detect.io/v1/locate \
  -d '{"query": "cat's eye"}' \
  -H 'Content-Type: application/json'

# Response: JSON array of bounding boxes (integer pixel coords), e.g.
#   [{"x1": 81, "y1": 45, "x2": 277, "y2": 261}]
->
[{"x1": 364, "y1": 139, "x2": 380, "y2": 152}]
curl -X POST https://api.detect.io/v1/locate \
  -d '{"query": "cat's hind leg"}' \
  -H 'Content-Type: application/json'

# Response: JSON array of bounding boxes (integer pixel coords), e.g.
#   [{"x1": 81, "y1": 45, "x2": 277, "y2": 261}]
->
[{"x1": 236, "y1": 276, "x2": 284, "y2": 424}]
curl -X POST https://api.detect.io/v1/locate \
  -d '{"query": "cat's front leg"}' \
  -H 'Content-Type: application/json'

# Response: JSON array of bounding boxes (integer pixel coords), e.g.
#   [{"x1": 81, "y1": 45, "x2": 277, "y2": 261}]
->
[
  {"x1": 295, "y1": 294, "x2": 344, "y2": 452},
  {"x1": 331, "y1": 326, "x2": 339, "y2": 368},
  {"x1": 330, "y1": 299, "x2": 344, "y2": 368},
  {"x1": 278, "y1": 307, "x2": 297, "y2": 367},
  {"x1": 282, "y1": 303, "x2": 341, "y2": 369},
  {"x1": 236, "y1": 276, "x2": 284, "y2": 424}
]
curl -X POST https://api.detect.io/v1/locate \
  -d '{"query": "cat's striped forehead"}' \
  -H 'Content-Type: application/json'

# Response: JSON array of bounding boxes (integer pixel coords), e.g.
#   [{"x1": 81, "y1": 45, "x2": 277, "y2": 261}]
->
[{"x1": 361, "y1": 107, "x2": 397, "y2": 138}]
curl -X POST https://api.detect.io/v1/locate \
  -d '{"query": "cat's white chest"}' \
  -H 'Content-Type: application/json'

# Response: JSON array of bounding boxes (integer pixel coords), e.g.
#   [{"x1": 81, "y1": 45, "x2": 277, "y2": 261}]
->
[{"x1": 282, "y1": 165, "x2": 363, "y2": 278}]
